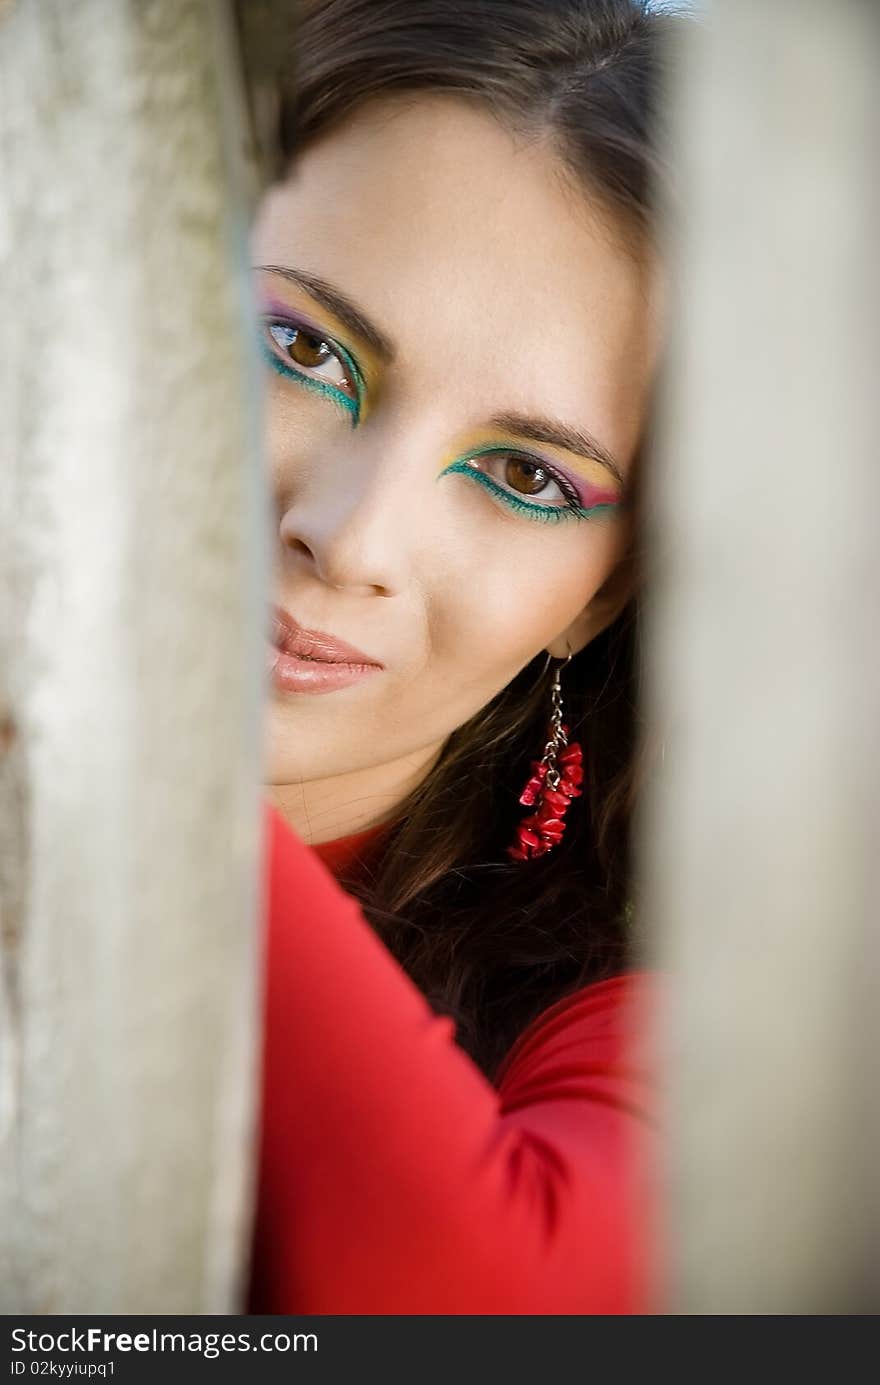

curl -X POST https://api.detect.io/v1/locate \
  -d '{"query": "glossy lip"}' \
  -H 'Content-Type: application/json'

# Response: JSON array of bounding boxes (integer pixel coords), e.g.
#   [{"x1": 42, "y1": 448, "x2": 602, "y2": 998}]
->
[
  {"x1": 268, "y1": 606, "x2": 383, "y2": 694},
  {"x1": 271, "y1": 605, "x2": 383, "y2": 667},
  {"x1": 268, "y1": 646, "x2": 382, "y2": 695}
]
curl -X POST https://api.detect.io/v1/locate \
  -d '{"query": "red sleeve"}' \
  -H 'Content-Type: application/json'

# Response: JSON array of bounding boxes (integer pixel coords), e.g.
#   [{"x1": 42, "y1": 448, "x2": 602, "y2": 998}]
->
[{"x1": 248, "y1": 800, "x2": 659, "y2": 1315}]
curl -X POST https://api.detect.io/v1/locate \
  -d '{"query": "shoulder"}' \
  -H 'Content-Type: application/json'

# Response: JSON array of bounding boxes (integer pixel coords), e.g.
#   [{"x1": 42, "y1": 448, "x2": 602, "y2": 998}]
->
[{"x1": 494, "y1": 970, "x2": 660, "y2": 1121}]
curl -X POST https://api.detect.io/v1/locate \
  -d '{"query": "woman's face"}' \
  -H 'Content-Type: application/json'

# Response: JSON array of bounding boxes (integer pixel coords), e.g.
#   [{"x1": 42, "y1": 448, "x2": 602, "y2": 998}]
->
[{"x1": 252, "y1": 95, "x2": 662, "y2": 809}]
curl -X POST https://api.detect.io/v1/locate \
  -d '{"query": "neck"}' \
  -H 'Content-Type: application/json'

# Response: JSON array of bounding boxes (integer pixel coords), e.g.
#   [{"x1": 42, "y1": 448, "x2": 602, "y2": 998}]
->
[{"x1": 266, "y1": 742, "x2": 443, "y2": 845}]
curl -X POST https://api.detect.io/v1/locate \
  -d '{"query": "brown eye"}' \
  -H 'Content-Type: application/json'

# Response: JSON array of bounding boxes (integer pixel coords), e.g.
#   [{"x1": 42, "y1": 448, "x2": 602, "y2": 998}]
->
[
  {"x1": 505, "y1": 456, "x2": 552, "y2": 497},
  {"x1": 286, "y1": 330, "x2": 330, "y2": 370},
  {"x1": 266, "y1": 321, "x2": 355, "y2": 401},
  {"x1": 476, "y1": 451, "x2": 574, "y2": 509}
]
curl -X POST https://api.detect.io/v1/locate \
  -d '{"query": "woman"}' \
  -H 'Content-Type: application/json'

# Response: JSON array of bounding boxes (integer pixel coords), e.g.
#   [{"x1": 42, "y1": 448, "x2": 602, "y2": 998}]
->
[{"x1": 248, "y1": 0, "x2": 674, "y2": 1314}]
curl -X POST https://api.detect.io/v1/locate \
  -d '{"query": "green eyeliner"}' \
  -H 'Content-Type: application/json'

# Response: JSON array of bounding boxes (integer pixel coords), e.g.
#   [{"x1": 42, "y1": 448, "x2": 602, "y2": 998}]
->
[
  {"x1": 259, "y1": 330, "x2": 364, "y2": 426},
  {"x1": 439, "y1": 451, "x2": 618, "y2": 525}
]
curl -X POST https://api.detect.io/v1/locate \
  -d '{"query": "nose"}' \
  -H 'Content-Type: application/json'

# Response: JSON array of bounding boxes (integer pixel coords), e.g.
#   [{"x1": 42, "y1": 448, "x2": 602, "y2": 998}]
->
[{"x1": 276, "y1": 435, "x2": 416, "y2": 597}]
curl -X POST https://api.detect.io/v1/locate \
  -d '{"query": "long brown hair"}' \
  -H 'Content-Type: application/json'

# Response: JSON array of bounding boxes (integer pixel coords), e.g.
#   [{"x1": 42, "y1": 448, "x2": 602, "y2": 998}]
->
[{"x1": 278, "y1": 0, "x2": 676, "y2": 1080}]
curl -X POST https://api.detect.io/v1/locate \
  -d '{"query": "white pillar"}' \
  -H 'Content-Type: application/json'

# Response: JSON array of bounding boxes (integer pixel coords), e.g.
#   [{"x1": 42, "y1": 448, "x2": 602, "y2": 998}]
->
[
  {"x1": 0, "y1": 0, "x2": 268, "y2": 1312},
  {"x1": 643, "y1": 0, "x2": 880, "y2": 1312}
]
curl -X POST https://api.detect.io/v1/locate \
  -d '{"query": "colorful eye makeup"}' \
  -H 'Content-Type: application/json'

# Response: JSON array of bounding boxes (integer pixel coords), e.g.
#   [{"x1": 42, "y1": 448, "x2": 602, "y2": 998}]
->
[
  {"x1": 255, "y1": 275, "x2": 623, "y2": 528},
  {"x1": 439, "y1": 445, "x2": 621, "y2": 525},
  {"x1": 259, "y1": 303, "x2": 366, "y2": 425}
]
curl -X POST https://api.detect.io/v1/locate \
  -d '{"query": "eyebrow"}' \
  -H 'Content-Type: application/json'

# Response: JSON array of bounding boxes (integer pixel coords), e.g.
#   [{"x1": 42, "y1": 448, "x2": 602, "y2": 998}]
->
[
  {"x1": 489, "y1": 411, "x2": 628, "y2": 493},
  {"x1": 256, "y1": 264, "x2": 627, "y2": 491},
  {"x1": 256, "y1": 264, "x2": 396, "y2": 364}
]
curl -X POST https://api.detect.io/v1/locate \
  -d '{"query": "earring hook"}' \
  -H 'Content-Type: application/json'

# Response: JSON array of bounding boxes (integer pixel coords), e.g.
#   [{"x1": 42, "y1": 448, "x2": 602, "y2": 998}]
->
[{"x1": 542, "y1": 643, "x2": 574, "y2": 679}]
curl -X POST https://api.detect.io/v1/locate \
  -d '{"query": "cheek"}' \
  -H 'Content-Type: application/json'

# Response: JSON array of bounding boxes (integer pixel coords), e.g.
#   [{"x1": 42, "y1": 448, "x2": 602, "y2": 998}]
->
[
  {"x1": 427, "y1": 523, "x2": 620, "y2": 678},
  {"x1": 263, "y1": 382, "x2": 358, "y2": 521},
  {"x1": 264, "y1": 375, "x2": 349, "y2": 452}
]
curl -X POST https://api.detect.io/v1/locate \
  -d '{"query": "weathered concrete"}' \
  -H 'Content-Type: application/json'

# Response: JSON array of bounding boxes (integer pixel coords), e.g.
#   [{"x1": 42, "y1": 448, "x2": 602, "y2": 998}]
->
[
  {"x1": 642, "y1": 0, "x2": 880, "y2": 1313},
  {"x1": 0, "y1": 0, "x2": 269, "y2": 1312}
]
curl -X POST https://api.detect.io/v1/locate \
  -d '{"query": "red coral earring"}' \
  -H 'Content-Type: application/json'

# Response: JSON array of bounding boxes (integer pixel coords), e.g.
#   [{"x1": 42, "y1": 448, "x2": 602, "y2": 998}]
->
[{"x1": 507, "y1": 651, "x2": 584, "y2": 862}]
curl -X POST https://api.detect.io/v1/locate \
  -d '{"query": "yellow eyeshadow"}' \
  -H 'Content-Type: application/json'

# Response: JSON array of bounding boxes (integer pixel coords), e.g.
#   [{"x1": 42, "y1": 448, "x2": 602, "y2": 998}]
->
[
  {"x1": 438, "y1": 427, "x2": 622, "y2": 497},
  {"x1": 255, "y1": 279, "x2": 383, "y2": 420}
]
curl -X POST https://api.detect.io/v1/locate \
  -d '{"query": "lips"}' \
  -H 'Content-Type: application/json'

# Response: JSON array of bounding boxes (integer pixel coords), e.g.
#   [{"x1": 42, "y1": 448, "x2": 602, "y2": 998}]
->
[{"x1": 270, "y1": 605, "x2": 383, "y2": 668}]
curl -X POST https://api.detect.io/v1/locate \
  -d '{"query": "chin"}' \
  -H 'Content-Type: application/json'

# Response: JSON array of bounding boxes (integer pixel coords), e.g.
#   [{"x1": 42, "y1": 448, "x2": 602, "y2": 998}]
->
[{"x1": 261, "y1": 708, "x2": 353, "y2": 785}]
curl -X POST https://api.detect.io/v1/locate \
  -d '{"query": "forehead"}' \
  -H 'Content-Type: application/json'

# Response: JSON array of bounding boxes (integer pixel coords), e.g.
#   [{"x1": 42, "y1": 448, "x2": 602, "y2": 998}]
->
[{"x1": 252, "y1": 94, "x2": 662, "y2": 467}]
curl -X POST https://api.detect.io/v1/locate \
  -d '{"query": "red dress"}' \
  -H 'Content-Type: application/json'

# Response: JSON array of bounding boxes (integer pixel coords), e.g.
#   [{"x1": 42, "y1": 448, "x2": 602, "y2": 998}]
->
[{"x1": 247, "y1": 800, "x2": 658, "y2": 1314}]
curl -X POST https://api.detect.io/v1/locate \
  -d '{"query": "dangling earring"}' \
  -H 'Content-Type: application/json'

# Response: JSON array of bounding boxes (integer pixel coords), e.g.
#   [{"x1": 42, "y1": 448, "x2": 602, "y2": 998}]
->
[{"x1": 507, "y1": 650, "x2": 584, "y2": 862}]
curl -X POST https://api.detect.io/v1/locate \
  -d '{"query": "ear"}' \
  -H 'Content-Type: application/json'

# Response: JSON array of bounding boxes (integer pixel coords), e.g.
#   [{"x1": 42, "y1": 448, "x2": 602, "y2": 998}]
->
[{"x1": 545, "y1": 549, "x2": 637, "y2": 659}]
